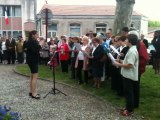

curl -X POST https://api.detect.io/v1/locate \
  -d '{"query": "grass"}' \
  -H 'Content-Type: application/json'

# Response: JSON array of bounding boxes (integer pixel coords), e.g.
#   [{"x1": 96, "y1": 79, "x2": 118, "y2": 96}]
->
[{"x1": 16, "y1": 64, "x2": 160, "y2": 120}]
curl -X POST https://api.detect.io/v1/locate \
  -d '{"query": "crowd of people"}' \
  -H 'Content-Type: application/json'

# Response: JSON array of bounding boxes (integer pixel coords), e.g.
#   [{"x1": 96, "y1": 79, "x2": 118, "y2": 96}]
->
[
  {"x1": 0, "y1": 35, "x2": 24, "y2": 64},
  {"x1": 0, "y1": 27, "x2": 160, "y2": 116}
]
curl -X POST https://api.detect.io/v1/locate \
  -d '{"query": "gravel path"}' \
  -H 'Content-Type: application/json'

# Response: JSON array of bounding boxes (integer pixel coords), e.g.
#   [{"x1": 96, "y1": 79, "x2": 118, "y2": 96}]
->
[{"x1": 0, "y1": 65, "x2": 141, "y2": 120}]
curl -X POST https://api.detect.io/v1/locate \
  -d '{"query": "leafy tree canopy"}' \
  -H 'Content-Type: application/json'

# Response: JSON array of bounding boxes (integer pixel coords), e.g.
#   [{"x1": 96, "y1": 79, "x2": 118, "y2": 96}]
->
[{"x1": 148, "y1": 21, "x2": 160, "y2": 27}]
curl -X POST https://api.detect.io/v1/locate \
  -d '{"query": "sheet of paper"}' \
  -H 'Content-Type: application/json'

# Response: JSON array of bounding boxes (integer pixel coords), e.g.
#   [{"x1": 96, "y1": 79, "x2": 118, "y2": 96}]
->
[
  {"x1": 110, "y1": 45, "x2": 120, "y2": 56},
  {"x1": 108, "y1": 53, "x2": 115, "y2": 63},
  {"x1": 82, "y1": 51, "x2": 90, "y2": 57},
  {"x1": 74, "y1": 43, "x2": 82, "y2": 51}
]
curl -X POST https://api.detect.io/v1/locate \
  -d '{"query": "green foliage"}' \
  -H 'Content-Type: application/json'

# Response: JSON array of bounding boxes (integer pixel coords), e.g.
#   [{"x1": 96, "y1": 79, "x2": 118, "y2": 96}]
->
[
  {"x1": 16, "y1": 65, "x2": 160, "y2": 120},
  {"x1": 148, "y1": 20, "x2": 160, "y2": 27}
]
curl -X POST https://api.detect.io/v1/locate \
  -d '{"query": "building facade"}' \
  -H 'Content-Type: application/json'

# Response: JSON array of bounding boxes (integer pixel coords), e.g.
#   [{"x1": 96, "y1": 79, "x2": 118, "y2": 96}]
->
[
  {"x1": 38, "y1": 5, "x2": 148, "y2": 38},
  {"x1": 0, "y1": 0, "x2": 36, "y2": 39}
]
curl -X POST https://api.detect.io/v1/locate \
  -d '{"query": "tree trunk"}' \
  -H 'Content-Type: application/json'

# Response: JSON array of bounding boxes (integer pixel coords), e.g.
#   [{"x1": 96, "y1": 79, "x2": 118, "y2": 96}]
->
[{"x1": 113, "y1": 0, "x2": 135, "y2": 35}]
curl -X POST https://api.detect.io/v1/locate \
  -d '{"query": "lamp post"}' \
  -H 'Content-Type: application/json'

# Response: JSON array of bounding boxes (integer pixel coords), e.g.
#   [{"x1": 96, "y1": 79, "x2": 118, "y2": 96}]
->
[{"x1": 40, "y1": 2, "x2": 53, "y2": 40}]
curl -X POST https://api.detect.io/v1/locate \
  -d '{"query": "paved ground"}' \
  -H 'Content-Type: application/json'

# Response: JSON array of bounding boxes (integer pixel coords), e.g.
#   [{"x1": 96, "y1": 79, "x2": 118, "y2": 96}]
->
[{"x1": 0, "y1": 65, "x2": 141, "y2": 120}]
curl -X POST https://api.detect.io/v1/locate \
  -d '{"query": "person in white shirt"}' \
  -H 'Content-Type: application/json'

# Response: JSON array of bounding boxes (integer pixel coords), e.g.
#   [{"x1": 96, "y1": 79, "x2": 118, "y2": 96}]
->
[
  {"x1": 113, "y1": 34, "x2": 139, "y2": 116},
  {"x1": 75, "y1": 36, "x2": 90, "y2": 84},
  {"x1": 0, "y1": 37, "x2": 7, "y2": 64}
]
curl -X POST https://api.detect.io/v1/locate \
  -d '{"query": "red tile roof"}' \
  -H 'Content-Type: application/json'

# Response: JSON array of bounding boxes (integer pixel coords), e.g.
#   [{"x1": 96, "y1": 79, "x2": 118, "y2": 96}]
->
[{"x1": 41, "y1": 4, "x2": 143, "y2": 16}]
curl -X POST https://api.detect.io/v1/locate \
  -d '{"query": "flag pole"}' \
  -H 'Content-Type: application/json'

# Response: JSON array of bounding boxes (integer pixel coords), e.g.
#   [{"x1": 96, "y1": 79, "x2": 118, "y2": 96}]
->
[{"x1": 45, "y1": 0, "x2": 48, "y2": 42}]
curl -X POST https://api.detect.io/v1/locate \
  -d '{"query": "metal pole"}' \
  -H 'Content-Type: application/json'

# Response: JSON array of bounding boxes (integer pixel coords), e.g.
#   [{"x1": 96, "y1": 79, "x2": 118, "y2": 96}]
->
[
  {"x1": 40, "y1": 18, "x2": 42, "y2": 36},
  {"x1": 45, "y1": 8, "x2": 48, "y2": 41}
]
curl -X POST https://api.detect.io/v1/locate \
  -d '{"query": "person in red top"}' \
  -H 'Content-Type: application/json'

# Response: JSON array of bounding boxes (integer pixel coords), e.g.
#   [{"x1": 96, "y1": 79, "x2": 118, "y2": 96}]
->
[{"x1": 58, "y1": 36, "x2": 69, "y2": 73}]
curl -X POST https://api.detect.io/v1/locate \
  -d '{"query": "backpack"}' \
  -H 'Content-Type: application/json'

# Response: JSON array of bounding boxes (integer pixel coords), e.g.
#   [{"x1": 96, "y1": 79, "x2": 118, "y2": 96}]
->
[{"x1": 137, "y1": 41, "x2": 149, "y2": 76}]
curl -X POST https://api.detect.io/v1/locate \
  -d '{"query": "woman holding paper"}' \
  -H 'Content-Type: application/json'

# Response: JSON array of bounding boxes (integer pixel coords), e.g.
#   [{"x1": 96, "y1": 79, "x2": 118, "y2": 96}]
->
[
  {"x1": 90, "y1": 37, "x2": 104, "y2": 88},
  {"x1": 113, "y1": 34, "x2": 139, "y2": 116},
  {"x1": 115, "y1": 36, "x2": 129, "y2": 96},
  {"x1": 110, "y1": 36, "x2": 121, "y2": 91},
  {"x1": 75, "y1": 36, "x2": 90, "y2": 84}
]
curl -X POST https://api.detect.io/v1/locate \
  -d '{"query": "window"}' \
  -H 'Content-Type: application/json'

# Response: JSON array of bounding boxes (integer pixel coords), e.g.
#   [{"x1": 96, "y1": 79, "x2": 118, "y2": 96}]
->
[
  {"x1": 3, "y1": 6, "x2": 11, "y2": 16},
  {"x1": 13, "y1": 31, "x2": 22, "y2": 38},
  {"x1": 2, "y1": 31, "x2": 6, "y2": 36},
  {"x1": 48, "y1": 24, "x2": 57, "y2": 38},
  {"x1": 8, "y1": 31, "x2": 11, "y2": 36},
  {"x1": 48, "y1": 24, "x2": 57, "y2": 31},
  {"x1": 0, "y1": 6, "x2": 2, "y2": 16},
  {"x1": 70, "y1": 23, "x2": 81, "y2": 37},
  {"x1": 12, "y1": 6, "x2": 21, "y2": 17},
  {"x1": 96, "y1": 23, "x2": 107, "y2": 34},
  {"x1": 48, "y1": 32, "x2": 56, "y2": 38}
]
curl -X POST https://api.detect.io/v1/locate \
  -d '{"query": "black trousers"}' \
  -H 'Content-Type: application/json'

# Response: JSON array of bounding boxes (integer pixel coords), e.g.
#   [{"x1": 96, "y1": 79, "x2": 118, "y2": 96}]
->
[
  {"x1": 7, "y1": 50, "x2": 16, "y2": 64},
  {"x1": 84, "y1": 70, "x2": 88, "y2": 84},
  {"x1": 0, "y1": 50, "x2": 7, "y2": 62},
  {"x1": 60, "y1": 60, "x2": 68, "y2": 73},
  {"x1": 0, "y1": 52, "x2": 2, "y2": 63},
  {"x1": 110, "y1": 66, "x2": 124, "y2": 96},
  {"x1": 116, "y1": 74, "x2": 124, "y2": 96},
  {"x1": 123, "y1": 77, "x2": 139, "y2": 112},
  {"x1": 71, "y1": 57, "x2": 76, "y2": 79},
  {"x1": 17, "y1": 52, "x2": 24, "y2": 63},
  {"x1": 105, "y1": 59, "x2": 112, "y2": 79},
  {"x1": 110, "y1": 66, "x2": 119, "y2": 90},
  {"x1": 77, "y1": 60, "x2": 83, "y2": 83},
  {"x1": 134, "y1": 75, "x2": 141, "y2": 108}
]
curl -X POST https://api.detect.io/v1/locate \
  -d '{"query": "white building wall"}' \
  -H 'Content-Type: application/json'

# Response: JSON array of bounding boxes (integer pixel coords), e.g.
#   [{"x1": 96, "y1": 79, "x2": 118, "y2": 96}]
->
[
  {"x1": 0, "y1": 0, "x2": 22, "y2": 5},
  {"x1": 0, "y1": 0, "x2": 37, "y2": 38},
  {"x1": 140, "y1": 16, "x2": 148, "y2": 36},
  {"x1": 40, "y1": 15, "x2": 145, "y2": 38}
]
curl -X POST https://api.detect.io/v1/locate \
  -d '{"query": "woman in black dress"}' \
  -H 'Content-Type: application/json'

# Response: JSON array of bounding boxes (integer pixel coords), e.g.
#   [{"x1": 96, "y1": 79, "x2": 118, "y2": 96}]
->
[
  {"x1": 90, "y1": 37, "x2": 104, "y2": 88},
  {"x1": 26, "y1": 30, "x2": 41, "y2": 99}
]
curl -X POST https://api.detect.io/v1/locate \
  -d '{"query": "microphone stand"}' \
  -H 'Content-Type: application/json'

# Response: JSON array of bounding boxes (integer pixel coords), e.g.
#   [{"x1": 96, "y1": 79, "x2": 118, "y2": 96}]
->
[{"x1": 43, "y1": 51, "x2": 67, "y2": 98}]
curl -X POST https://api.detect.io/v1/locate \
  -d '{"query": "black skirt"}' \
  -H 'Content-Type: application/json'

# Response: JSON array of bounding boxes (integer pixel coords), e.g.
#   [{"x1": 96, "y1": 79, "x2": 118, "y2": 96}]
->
[{"x1": 28, "y1": 62, "x2": 38, "y2": 74}]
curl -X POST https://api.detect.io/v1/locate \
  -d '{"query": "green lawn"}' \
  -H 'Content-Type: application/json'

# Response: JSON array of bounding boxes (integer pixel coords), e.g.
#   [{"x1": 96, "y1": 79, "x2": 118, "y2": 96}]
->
[{"x1": 16, "y1": 64, "x2": 160, "y2": 120}]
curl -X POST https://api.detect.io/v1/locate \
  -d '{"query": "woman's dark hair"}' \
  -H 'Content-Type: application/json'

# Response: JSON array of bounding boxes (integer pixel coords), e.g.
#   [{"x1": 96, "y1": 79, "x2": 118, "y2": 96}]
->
[
  {"x1": 119, "y1": 36, "x2": 127, "y2": 42},
  {"x1": 18, "y1": 36, "x2": 22, "y2": 40},
  {"x1": 122, "y1": 27, "x2": 129, "y2": 32},
  {"x1": 93, "y1": 33, "x2": 97, "y2": 37},
  {"x1": 127, "y1": 34, "x2": 138, "y2": 45},
  {"x1": 92, "y1": 37, "x2": 100, "y2": 44},
  {"x1": 28, "y1": 30, "x2": 37, "y2": 40}
]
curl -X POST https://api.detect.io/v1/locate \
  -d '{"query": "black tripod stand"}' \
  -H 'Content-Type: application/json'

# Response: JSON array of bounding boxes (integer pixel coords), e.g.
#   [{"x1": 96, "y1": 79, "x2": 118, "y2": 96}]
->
[{"x1": 43, "y1": 52, "x2": 67, "y2": 98}]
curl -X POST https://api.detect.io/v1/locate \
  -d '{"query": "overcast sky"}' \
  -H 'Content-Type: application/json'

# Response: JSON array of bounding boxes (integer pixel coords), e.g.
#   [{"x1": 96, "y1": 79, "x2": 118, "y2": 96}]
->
[{"x1": 37, "y1": 0, "x2": 160, "y2": 20}]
